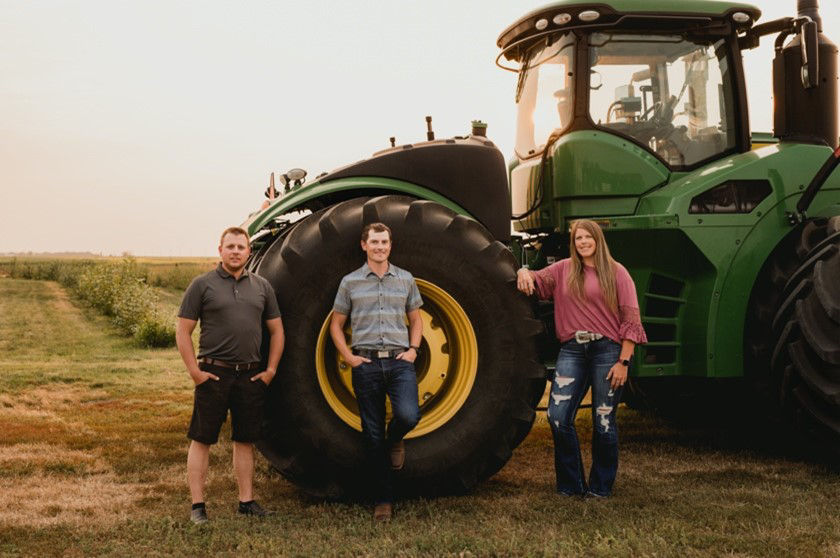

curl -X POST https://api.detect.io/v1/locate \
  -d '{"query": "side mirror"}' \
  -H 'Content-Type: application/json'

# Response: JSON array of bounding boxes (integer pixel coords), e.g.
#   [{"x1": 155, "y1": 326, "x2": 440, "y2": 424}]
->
[{"x1": 800, "y1": 20, "x2": 819, "y2": 89}]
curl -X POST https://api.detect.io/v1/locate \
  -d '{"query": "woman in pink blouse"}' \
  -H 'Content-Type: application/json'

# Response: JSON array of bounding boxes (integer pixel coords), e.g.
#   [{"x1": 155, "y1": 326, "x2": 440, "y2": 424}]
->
[{"x1": 517, "y1": 219, "x2": 647, "y2": 497}]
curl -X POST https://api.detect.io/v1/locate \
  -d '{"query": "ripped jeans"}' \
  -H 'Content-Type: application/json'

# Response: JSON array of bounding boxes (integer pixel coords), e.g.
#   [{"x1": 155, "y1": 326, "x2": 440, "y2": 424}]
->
[{"x1": 547, "y1": 337, "x2": 623, "y2": 497}]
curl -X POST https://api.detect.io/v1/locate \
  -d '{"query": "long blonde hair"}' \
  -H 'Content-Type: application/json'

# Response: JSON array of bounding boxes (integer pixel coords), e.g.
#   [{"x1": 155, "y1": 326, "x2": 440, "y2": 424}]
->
[{"x1": 566, "y1": 219, "x2": 618, "y2": 313}]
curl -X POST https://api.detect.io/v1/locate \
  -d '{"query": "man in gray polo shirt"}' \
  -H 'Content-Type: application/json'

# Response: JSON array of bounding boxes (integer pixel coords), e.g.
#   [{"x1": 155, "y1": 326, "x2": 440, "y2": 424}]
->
[
  {"x1": 330, "y1": 222, "x2": 423, "y2": 522},
  {"x1": 176, "y1": 226, "x2": 284, "y2": 524}
]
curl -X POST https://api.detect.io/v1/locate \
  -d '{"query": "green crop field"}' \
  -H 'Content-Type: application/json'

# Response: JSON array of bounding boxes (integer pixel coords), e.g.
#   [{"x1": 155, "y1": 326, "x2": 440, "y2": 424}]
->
[
  {"x1": 0, "y1": 256, "x2": 217, "y2": 348},
  {"x1": 1, "y1": 277, "x2": 838, "y2": 557},
  {"x1": 0, "y1": 255, "x2": 217, "y2": 292}
]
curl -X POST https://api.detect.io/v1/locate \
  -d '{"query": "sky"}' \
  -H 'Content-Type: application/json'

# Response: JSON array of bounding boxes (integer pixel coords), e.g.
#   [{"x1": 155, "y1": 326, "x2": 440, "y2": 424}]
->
[{"x1": 2, "y1": 0, "x2": 838, "y2": 256}]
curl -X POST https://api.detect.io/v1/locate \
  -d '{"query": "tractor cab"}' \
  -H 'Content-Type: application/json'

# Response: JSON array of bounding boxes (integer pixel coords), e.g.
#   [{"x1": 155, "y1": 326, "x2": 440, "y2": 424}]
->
[
  {"x1": 498, "y1": 1, "x2": 761, "y2": 228},
  {"x1": 518, "y1": 32, "x2": 742, "y2": 166}
]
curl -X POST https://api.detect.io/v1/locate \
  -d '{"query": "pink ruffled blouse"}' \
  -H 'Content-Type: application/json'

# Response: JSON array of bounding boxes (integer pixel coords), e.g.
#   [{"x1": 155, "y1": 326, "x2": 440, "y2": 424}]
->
[{"x1": 533, "y1": 258, "x2": 647, "y2": 345}]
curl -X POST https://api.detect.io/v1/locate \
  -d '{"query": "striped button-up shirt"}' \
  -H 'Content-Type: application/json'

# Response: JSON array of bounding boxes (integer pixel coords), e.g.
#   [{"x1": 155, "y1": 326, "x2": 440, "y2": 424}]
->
[{"x1": 333, "y1": 262, "x2": 423, "y2": 350}]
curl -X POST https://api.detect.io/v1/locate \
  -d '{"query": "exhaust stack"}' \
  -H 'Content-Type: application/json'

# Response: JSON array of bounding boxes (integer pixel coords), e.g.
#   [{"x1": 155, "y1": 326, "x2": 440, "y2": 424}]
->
[
  {"x1": 773, "y1": 0, "x2": 837, "y2": 148},
  {"x1": 797, "y1": 0, "x2": 822, "y2": 32}
]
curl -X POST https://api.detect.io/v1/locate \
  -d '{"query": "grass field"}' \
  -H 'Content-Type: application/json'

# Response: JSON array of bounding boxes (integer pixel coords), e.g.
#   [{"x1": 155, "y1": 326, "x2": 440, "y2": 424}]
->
[{"x1": 1, "y1": 277, "x2": 839, "y2": 557}]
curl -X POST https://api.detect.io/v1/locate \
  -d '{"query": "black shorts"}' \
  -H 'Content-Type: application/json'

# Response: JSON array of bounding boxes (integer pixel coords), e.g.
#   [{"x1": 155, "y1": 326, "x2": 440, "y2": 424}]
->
[{"x1": 187, "y1": 362, "x2": 268, "y2": 444}]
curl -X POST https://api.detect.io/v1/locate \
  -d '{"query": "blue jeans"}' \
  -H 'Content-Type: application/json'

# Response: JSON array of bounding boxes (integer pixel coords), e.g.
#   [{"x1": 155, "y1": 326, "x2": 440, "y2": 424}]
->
[
  {"x1": 352, "y1": 357, "x2": 421, "y2": 504},
  {"x1": 547, "y1": 337, "x2": 623, "y2": 496}
]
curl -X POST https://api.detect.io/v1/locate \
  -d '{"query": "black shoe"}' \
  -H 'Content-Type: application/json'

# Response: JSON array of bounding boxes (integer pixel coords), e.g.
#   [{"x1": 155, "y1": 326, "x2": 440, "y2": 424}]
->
[
  {"x1": 237, "y1": 500, "x2": 273, "y2": 517},
  {"x1": 190, "y1": 507, "x2": 209, "y2": 524}
]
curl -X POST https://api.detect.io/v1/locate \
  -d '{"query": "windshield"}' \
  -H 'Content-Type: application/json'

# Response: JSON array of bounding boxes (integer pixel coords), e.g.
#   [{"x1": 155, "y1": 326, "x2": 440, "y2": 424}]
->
[
  {"x1": 588, "y1": 33, "x2": 737, "y2": 167},
  {"x1": 515, "y1": 33, "x2": 575, "y2": 159}
]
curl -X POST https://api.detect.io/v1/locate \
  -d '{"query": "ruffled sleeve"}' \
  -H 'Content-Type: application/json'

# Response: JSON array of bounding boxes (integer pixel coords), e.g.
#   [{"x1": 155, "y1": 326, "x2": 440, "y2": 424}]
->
[
  {"x1": 615, "y1": 264, "x2": 648, "y2": 344},
  {"x1": 533, "y1": 261, "x2": 562, "y2": 301},
  {"x1": 618, "y1": 305, "x2": 647, "y2": 344}
]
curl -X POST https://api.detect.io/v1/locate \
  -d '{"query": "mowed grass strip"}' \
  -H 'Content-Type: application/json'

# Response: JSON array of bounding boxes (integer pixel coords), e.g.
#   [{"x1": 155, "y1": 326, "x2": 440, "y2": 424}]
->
[{"x1": 1, "y1": 277, "x2": 838, "y2": 557}]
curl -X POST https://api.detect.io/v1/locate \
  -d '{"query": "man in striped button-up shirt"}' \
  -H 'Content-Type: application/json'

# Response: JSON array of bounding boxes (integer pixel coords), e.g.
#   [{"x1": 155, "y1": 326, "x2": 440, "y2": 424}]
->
[{"x1": 330, "y1": 222, "x2": 423, "y2": 522}]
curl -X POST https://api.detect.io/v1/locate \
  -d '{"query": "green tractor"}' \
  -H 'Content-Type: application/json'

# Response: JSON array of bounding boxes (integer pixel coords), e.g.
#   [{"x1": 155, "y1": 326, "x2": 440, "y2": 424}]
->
[{"x1": 244, "y1": 0, "x2": 840, "y2": 497}]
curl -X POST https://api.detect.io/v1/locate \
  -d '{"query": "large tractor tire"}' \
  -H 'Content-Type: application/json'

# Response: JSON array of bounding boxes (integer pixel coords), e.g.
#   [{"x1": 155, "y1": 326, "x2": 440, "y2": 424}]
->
[
  {"x1": 747, "y1": 216, "x2": 840, "y2": 450},
  {"x1": 252, "y1": 196, "x2": 545, "y2": 498},
  {"x1": 770, "y1": 216, "x2": 840, "y2": 446}
]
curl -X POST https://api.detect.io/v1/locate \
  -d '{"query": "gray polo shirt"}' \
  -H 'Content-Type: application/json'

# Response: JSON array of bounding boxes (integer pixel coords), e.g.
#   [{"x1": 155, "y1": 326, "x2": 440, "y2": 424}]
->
[
  {"x1": 333, "y1": 262, "x2": 422, "y2": 350},
  {"x1": 178, "y1": 264, "x2": 281, "y2": 363}
]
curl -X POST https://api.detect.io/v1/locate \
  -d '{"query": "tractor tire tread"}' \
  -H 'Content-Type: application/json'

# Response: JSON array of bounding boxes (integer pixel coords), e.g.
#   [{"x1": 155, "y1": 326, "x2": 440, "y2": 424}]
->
[
  {"x1": 795, "y1": 294, "x2": 840, "y2": 364},
  {"x1": 772, "y1": 278, "x2": 812, "y2": 333},
  {"x1": 814, "y1": 258, "x2": 840, "y2": 322},
  {"x1": 789, "y1": 339, "x2": 840, "y2": 404},
  {"x1": 766, "y1": 218, "x2": 840, "y2": 444},
  {"x1": 793, "y1": 386, "x2": 840, "y2": 437}
]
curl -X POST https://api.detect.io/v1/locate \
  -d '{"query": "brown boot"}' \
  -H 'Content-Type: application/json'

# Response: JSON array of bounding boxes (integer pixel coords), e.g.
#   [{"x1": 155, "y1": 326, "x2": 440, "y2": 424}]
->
[
  {"x1": 373, "y1": 502, "x2": 392, "y2": 522},
  {"x1": 389, "y1": 440, "x2": 405, "y2": 470}
]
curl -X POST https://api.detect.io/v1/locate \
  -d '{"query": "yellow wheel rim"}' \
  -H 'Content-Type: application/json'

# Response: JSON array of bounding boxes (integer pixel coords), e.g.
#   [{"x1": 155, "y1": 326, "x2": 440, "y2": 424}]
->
[{"x1": 315, "y1": 279, "x2": 478, "y2": 438}]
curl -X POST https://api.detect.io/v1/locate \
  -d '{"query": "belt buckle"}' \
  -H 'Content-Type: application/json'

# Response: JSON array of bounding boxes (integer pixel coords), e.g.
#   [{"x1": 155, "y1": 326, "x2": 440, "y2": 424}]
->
[
  {"x1": 235, "y1": 363, "x2": 243, "y2": 371},
  {"x1": 574, "y1": 330, "x2": 591, "y2": 344},
  {"x1": 376, "y1": 350, "x2": 390, "y2": 359}
]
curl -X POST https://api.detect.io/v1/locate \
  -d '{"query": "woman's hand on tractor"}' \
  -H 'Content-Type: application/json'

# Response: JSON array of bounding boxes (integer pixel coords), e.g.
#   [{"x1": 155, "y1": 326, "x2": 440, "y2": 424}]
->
[{"x1": 517, "y1": 268, "x2": 535, "y2": 295}]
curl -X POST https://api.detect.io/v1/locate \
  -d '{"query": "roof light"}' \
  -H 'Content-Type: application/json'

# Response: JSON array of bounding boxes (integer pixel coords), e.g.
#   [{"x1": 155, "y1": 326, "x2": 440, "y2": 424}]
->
[
  {"x1": 553, "y1": 13, "x2": 572, "y2": 25},
  {"x1": 579, "y1": 10, "x2": 600, "y2": 22},
  {"x1": 535, "y1": 18, "x2": 548, "y2": 30},
  {"x1": 732, "y1": 12, "x2": 751, "y2": 24}
]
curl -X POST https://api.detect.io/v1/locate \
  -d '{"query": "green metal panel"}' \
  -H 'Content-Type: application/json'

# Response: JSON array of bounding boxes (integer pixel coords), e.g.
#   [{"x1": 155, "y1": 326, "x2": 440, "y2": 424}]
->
[
  {"x1": 638, "y1": 145, "x2": 790, "y2": 216},
  {"x1": 601, "y1": 143, "x2": 840, "y2": 378},
  {"x1": 511, "y1": 130, "x2": 669, "y2": 230},
  {"x1": 550, "y1": 131, "x2": 668, "y2": 223},
  {"x1": 552, "y1": 131, "x2": 669, "y2": 197},
  {"x1": 513, "y1": 131, "x2": 669, "y2": 230},
  {"x1": 603, "y1": 224, "x2": 715, "y2": 378},
  {"x1": 242, "y1": 177, "x2": 471, "y2": 237}
]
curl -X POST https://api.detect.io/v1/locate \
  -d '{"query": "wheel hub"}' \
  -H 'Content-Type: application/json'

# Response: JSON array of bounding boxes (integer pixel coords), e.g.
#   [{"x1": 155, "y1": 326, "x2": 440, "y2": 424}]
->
[{"x1": 315, "y1": 279, "x2": 478, "y2": 438}]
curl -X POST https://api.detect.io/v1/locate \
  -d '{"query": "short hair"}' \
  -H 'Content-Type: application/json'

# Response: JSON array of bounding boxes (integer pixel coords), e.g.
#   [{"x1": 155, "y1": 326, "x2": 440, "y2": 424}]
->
[
  {"x1": 220, "y1": 226, "x2": 250, "y2": 246},
  {"x1": 361, "y1": 222, "x2": 392, "y2": 242}
]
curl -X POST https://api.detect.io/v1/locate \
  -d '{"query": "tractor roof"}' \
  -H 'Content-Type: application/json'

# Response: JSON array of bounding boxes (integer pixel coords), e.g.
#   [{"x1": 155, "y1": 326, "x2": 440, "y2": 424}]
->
[{"x1": 498, "y1": 0, "x2": 762, "y2": 54}]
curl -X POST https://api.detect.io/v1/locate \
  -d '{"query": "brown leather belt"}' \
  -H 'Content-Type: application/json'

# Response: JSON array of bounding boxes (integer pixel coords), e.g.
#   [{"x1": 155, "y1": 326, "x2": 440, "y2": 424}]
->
[{"x1": 199, "y1": 357, "x2": 261, "y2": 371}]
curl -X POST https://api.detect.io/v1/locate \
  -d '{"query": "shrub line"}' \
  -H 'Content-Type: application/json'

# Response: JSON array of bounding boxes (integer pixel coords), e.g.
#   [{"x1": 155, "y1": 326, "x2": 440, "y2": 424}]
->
[{"x1": 2, "y1": 257, "x2": 177, "y2": 347}]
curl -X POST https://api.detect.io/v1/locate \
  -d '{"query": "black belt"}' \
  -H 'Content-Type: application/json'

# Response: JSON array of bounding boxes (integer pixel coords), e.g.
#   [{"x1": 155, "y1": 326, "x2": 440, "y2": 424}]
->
[
  {"x1": 199, "y1": 357, "x2": 261, "y2": 371},
  {"x1": 353, "y1": 348, "x2": 405, "y2": 359}
]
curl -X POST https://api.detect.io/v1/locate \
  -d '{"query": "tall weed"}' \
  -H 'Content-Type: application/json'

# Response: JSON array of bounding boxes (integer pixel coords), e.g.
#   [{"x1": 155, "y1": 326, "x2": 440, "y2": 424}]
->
[
  {"x1": 74, "y1": 258, "x2": 175, "y2": 347},
  {"x1": 1, "y1": 257, "x2": 176, "y2": 347}
]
